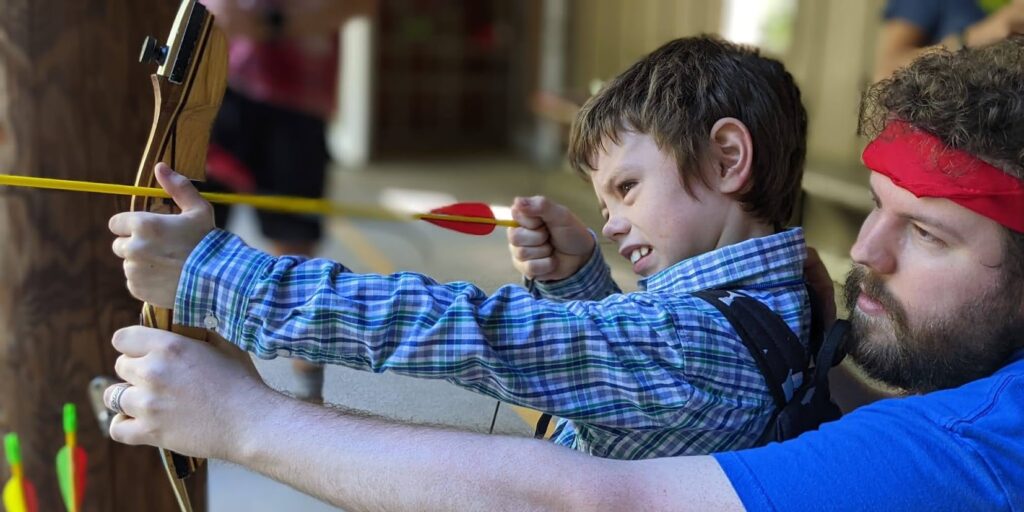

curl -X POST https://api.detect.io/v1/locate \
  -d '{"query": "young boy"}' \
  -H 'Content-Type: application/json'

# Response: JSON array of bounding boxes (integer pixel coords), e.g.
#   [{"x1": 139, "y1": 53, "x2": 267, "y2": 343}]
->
[{"x1": 109, "y1": 35, "x2": 809, "y2": 460}]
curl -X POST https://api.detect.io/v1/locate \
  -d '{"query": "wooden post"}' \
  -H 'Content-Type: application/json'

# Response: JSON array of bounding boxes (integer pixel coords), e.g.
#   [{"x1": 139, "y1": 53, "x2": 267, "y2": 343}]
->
[{"x1": 0, "y1": 2, "x2": 207, "y2": 511}]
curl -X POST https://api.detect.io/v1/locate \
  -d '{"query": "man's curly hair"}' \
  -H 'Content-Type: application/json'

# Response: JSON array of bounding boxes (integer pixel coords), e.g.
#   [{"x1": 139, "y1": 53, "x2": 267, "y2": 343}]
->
[
  {"x1": 859, "y1": 36, "x2": 1024, "y2": 276},
  {"x1": 859, "y1": 36, "x2": 1024, "y2": 179}
]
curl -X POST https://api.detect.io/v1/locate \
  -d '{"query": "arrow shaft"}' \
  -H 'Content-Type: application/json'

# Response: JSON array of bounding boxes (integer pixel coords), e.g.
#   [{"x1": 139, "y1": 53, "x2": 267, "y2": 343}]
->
[{"x1": 0, "y1": 174, "x2": 517, "y2": 228}]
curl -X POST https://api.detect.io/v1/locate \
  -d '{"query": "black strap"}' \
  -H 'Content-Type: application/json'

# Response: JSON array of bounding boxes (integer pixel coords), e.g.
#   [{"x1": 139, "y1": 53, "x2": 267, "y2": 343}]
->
[
  {"x1": 805, "y1": 284, "x2": 825, "y2": 356},
  {"x1": 693, "y1": 290, "x2": 808, "y2": 408},
  {"x1": 534, "y1": 413, "x2": 553, "y2": 439},
  {"x1": 815, "y1": 319, "x2": 850, "y2": 396}
]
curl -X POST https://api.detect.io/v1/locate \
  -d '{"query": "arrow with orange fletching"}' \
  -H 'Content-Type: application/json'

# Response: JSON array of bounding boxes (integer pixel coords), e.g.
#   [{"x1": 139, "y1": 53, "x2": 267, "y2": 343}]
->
[{"x1": 0, "y1": 174, "x2": 518, "y2": 236}]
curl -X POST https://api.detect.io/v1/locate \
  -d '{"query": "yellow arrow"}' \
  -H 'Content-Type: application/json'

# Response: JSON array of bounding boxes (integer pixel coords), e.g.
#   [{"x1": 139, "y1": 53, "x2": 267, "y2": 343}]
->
[{"x1": 0, "y1": 174, "x2": 517, "y2": 230}]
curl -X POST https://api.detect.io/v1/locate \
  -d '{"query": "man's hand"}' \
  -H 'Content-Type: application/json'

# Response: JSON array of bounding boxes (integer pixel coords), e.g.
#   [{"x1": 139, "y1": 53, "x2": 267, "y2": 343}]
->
[
  {"x1": 109, "y1": 163, "x2": 215, "y2": 309},
  {"x1": 507, "y1": 196, "x2": 595, "y2": 282},
  {"x1": 104, "y1": 326, "x2": 269, "y2": 460}
]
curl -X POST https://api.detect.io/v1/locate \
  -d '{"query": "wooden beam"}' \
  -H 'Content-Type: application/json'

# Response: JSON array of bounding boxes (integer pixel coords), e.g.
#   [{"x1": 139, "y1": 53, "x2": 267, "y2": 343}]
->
[{"x1": 0, "y1": 2, "x2": 206, "y2": 510}]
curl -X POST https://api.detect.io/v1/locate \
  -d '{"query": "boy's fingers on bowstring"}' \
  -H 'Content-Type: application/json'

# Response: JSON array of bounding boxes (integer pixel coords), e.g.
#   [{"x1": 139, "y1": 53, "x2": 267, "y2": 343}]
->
[
  {"x1": 509, "y1": 243, "x2": 554, "y2": 262},
  {"x1": 521, "y1": 257, "x2": 557, "y2": 279},
  {"x1": 516, "y1": 195, "x2": 576, "y2": 228},
  {"x1": 510, "y1": 196, "x2": 550, "y2": 230},
  {"x1": 506, "y1": 223, "x2": 550, "y2": 248}
]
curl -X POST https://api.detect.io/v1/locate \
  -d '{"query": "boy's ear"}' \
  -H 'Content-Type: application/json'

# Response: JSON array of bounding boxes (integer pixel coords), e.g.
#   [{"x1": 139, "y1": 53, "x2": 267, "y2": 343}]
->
[{"x1": 708, "y1": 117, "x2": 754, "y2": 195}]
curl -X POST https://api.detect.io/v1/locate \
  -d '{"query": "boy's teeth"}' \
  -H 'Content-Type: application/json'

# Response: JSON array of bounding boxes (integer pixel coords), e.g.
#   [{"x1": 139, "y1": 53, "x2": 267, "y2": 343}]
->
[{"x1": 630, "y1": 247, "x2": 650, "y2": 264}]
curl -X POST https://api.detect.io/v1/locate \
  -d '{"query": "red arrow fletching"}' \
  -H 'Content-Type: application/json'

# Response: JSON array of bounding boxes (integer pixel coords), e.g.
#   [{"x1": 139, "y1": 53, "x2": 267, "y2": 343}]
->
[
  {"x1": 423, "y1": 202, "x2": 497, "y2": 235},
  {"x1": 23, "y1": 480, "x2": 38, "y2": 512}
]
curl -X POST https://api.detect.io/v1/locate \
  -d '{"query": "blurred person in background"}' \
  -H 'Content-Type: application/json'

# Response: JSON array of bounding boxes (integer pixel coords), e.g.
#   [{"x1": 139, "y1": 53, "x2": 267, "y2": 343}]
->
[
  {"x1": 874, "y1": 0, "x2": 1023, "y2": 79},
  {"x1": 202, "y1": 0, "x2": 376, "y2": 404}
]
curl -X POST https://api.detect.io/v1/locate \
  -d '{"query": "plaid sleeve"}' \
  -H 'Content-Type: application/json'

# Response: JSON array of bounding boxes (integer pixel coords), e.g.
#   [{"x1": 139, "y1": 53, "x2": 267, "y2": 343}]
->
[
  {"x1": 529, "y1": 232, "x2": 621, "y2": 301},
  {"x1": 174, "y1": 229, "x2": 720, "y2": 428}
]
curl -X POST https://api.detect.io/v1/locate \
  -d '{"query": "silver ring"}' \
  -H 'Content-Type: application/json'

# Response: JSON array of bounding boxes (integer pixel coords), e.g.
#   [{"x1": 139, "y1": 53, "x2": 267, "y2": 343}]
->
[{"x1": 108, "y1": 382, "x2": 131, "y2": 416}]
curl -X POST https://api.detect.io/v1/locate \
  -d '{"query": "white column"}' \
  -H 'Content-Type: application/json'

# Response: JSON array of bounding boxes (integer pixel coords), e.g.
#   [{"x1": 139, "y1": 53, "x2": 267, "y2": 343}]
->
[{"x1": 328, "y1": 16, "x2": 374, "y2": 168}]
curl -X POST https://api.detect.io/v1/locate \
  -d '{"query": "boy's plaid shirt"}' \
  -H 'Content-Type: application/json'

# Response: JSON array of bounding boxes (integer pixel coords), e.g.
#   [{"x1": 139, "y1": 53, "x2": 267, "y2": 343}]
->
[{"x1": 176, "y1": 228, "x2": 809, "y2": 459}]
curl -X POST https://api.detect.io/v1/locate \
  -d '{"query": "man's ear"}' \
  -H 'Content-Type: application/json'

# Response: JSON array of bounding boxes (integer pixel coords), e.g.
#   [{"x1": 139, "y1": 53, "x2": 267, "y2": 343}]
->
[{"x1": 708, "y1": 117, "x2": 754, "y2": 195}]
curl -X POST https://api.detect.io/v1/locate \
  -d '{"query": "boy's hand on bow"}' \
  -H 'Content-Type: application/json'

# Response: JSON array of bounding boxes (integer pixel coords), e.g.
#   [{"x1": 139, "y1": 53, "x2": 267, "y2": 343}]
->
[
  {"x1": 507, "y1": 196, "x2": 595, "y2": 282},
  {"x1": 109, "y1": 163, "x2": 215, "y2": 309}
]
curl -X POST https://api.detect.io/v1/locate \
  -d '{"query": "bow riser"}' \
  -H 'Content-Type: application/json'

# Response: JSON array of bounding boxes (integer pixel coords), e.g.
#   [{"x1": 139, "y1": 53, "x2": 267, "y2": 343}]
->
[{"x1": 133, "y1": 1, "x2": 228, "y2": 511}]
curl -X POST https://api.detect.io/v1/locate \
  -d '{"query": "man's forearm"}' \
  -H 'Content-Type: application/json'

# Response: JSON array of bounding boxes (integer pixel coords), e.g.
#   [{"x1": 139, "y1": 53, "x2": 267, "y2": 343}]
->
[
  {"x1": 229, "y1": 392, "x2": 743, "y2": 511},
  {"x1": 232, "y1": 393, "x2": 609, "y2": 511}
]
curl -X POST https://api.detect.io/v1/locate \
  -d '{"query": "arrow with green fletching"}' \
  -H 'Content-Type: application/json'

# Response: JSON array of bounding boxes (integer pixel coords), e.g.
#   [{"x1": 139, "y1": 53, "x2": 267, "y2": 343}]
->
[{"x1": 56, "y1": 404, "x2": 87, "y2": 512}]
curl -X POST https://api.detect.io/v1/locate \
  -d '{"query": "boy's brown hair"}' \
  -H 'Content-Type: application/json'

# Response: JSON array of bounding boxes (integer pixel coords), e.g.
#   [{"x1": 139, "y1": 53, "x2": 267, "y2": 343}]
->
[{"x1": 568, "y1": 36, "x2": 807, "y2": 229}]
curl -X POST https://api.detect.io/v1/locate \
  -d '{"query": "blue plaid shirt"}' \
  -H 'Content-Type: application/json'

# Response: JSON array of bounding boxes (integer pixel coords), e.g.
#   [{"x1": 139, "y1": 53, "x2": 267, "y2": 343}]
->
[{"x1": 176, "y1": 228, "x2": 809, "y2": 459}]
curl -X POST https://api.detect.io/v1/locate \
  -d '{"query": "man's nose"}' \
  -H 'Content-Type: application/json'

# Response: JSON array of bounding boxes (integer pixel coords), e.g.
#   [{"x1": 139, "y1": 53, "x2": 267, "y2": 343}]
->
[{"x1": 850, "y1": 211, "x2": 897, "y2": 275}]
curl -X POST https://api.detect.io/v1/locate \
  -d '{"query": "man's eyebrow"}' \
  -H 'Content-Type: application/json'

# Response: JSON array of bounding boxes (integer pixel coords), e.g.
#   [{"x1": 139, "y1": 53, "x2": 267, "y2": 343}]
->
[
  {"x1": 872, "y1": 183, "x2": 962, "y2": 240},
  {"x1": 902, "y1": 211, "x2": 961, "y2": 240}
]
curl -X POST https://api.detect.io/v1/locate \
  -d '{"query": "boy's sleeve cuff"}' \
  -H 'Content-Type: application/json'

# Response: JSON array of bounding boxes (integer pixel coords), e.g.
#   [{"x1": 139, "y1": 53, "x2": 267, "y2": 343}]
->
[{"x1": 173, "y1": 229, "x2": 275, "y2": 343}]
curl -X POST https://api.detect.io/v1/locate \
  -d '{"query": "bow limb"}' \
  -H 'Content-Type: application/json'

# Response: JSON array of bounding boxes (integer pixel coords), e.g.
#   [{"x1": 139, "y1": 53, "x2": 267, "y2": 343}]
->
[{"x1": 133, "y1": 2, "x2": 227, "y2": 511}]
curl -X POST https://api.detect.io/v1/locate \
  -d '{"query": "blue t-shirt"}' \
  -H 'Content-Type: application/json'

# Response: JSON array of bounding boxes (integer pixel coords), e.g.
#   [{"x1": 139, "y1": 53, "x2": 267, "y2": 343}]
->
[
  {"x1": 883, "y1": 0, "x2": 991, "y2": 44},
  {"x1": 715, "y1": 350, "x2": 1024, "y2": 511}
]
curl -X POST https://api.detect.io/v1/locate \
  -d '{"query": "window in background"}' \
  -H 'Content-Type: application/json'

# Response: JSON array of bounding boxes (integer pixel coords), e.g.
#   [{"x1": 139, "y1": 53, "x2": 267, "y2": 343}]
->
[{"x1": 721, "y1": 0, "x2": 797, "y2": 56}]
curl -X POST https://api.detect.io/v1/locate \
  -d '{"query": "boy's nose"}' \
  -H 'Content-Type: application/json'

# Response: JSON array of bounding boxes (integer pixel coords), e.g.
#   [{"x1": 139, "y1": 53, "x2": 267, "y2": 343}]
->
[
  {"x1": 850, "y1": 211, "x2": 897, "y2": 275},
  {"x1": 601, "y1": 215, "x2": 630, "y2": 241}
]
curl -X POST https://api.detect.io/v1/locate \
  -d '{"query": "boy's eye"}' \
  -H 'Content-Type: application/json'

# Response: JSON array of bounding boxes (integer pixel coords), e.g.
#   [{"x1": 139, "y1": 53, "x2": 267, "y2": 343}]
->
[{"x1": 617, "y1": 180, "x2": 637, "y2": 196}]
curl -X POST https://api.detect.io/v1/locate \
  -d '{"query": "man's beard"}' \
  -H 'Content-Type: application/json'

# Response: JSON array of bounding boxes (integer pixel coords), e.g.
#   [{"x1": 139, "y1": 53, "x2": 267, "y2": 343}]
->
[{"x1": 843, "y1": 265, "x2": 1024, "y2": 393}]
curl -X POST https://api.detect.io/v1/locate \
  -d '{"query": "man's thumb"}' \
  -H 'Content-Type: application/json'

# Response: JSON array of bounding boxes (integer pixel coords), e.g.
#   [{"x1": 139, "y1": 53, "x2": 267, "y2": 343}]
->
[{"x1": 154, "y1": 162, "x2": 208, "y2": 213}]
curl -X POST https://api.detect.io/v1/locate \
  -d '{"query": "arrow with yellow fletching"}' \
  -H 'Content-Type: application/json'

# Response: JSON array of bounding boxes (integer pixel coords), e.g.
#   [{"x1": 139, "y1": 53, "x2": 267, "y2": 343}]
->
[
  {"x1": 0, "y1": 174, "x2": 518, "y2": 235},
  {"x1": 3, "y1": 433, "x2": 38, "y2": 512}
]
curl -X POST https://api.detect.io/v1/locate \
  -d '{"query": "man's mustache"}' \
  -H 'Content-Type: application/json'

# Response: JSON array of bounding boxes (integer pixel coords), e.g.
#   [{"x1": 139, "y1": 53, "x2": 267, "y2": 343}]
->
[{"x1": 844, "y1": 265, "x2": 909, "y2": 328}]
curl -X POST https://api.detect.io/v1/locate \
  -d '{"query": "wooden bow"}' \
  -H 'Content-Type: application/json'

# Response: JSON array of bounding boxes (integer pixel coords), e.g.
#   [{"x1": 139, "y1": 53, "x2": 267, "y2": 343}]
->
[{"x1": 133, "y1": 2, "x2": 227, "y2": 510}]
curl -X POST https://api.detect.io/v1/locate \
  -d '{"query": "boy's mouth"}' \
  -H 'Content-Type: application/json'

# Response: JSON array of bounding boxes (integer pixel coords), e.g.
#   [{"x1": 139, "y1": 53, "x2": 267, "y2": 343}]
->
[
  {"x1": 626, "y1": 246, "x2": 653, "y2": 274},
  {"x1": 629, "y1": 246, "x2": 651, "y2": 264}
]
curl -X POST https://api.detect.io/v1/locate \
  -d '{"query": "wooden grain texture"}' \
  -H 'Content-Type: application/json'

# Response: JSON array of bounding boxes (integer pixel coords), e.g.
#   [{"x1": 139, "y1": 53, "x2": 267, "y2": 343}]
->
[{"x1": 0, "y1": 1, "x2": 207, "y2": 510}]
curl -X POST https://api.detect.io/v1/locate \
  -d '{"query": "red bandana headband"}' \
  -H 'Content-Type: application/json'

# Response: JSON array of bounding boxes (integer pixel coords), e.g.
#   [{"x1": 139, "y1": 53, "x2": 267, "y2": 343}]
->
[{"x1": 862, "y1": 119, "x2": 1024, "y2": 233}]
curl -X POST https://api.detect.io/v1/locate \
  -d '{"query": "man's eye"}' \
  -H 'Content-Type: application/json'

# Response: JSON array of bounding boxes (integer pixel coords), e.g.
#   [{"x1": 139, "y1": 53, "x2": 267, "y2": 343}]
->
[{"x1": 913, "y1": 224, "x2": 943, "y2": 245}]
